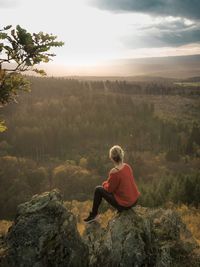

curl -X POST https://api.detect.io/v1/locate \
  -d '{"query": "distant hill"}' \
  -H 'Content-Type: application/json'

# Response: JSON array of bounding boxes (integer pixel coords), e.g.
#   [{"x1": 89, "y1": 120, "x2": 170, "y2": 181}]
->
[
  {"x1": 40, "y1": 54, "x2": 200, "y2": 79},
  {"x1": 182, "y1": 76, "x2": 200, "y2": 82},
  {"x1": 108, "y1": 54, "x2": 200, "y2": 79},
  {"x1": 3, "y1": 54, "x2": 200, "y2": 79},
  {"x1": 70, "y1": 75, "x2": 175, "y2": 82}
]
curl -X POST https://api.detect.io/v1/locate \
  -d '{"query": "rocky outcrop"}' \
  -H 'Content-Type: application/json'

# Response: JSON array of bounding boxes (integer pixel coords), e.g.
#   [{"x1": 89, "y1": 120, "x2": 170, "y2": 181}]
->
[
  {"x1": 0, "y1": 190, "x2": 88, "y2": 267},
  {"x1": 83, "y1": 207, "x2": 199, "y2": 267},
  {"x1": 0, "y1": 190, "x2": 199, "y2": 267}
]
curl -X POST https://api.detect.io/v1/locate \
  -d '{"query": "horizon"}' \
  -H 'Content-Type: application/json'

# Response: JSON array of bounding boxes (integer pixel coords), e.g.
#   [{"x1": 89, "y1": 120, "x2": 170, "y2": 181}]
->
[
  {"x1": 1, "y1": 0, "x2": 200, "y2": 75},
  {"x1": 33, "y1": 54, "x2": 200, "y2": 78}
]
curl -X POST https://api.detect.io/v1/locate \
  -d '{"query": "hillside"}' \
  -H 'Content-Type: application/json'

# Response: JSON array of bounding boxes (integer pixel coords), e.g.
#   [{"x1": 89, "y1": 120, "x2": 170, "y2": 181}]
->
[
  {"x1": 0, "y1": 76, "x2": 200, "y2": 219},
  {"x1": 105, "y1": 54, "x2": 200, "y2": 78},
  {"x1": 42, "y1": 54, "x2": 200, "y2": 78},
  {"x1": 183, "y1": 76, "x2": 200, "y2": 82}
]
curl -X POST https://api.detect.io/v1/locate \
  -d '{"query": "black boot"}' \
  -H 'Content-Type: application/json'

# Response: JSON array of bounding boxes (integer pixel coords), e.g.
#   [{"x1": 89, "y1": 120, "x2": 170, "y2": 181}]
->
[{"x1": 84, "y1": 212, "x2": 99, "y2": 223}]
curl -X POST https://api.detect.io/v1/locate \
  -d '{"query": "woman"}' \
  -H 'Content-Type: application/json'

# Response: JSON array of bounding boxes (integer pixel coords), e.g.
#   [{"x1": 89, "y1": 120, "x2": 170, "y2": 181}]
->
[{"x1": 84, "y1": 145, "x2": 140, "y2": 223}]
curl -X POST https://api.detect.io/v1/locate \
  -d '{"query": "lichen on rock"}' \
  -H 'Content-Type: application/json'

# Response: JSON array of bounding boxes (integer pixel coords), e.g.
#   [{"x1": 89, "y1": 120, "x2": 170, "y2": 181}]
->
[
  {"x1": 83, "y1": 206, "x2": 199, "y2": 267},
  {"x1": 2, "y1": 189, "x2": 88, "y2": 267},
  {"x1": 0, "y1": 190, "x2": 199, "y2": 267}
]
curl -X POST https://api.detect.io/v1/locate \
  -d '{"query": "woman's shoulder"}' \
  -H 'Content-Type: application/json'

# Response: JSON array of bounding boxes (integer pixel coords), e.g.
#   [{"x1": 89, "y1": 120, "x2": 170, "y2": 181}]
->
[
  {"x1": 110, "y1": 163, "x2": 130, "y2": 174},
  {"x1": 110, "y1": 168, "x2": 119, "y2": 174},
  {"x1": 124, "y1": 163, "x2": 133, "y2": 172}
]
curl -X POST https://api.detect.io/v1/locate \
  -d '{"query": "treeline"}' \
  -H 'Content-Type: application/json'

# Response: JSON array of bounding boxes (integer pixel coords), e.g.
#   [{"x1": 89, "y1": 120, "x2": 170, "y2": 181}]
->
[
  {"x1": 0, "y1": 76, "x2": 200, "y2": 218},
  {"x1": 1, "y1": 77, "x2": 200, "y2": 166},
  {"x1": 140, "y1": 172, "x2": 200, "y2": 208},
  {"x1": 0, "y1": 156, "x2": 101, "y2": 219},
  {"x1": 0, "y1": 154, "x2": 199, "y2": 219},
  {"x1": 102, "y1": 80, "x2": 200, "y2": 96}
]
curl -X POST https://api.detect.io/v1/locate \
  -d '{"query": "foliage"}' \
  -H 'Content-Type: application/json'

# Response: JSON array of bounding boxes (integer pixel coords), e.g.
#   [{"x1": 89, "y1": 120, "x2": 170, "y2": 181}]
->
[
  {"x1": 0, "y1": 155, "x2": 102, "y2": 218},
  {"x1": 0, "y1": 155, "x2": 49, "y2": 218},
  {"x1": 0, "y1": 77, "x2": 199, "y2": 219},
  {"x1": 0, "y1": 71, "x2": 30, "y2": 104},
  {"x1": 0, "y1": 120, "x2": 7, "y2": 132},
  {"x1": 0, "y1": 25, "x2": 64, "y2": 75},
  {"x1": 1, "y1": 77, "x2": 199, "y2": 165},
  {"x1": 53, "y1": 161, "x2": 100, "y2": 200},
  {"x1": 0, "y1": 25, "x2": 64, "y2": 130},
  {"x1": 139, "y1": 172, "x2": 200, "y2": 208}
]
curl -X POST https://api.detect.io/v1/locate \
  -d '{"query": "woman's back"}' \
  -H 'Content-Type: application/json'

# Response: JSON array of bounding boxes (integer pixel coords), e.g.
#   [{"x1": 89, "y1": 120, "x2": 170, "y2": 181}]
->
[
  {"x1": 84, "y1": 145, "x2": 140, "y2": 223},
  {"x1": 112, "y1": 163, "x2": 140, "y2": 206}
]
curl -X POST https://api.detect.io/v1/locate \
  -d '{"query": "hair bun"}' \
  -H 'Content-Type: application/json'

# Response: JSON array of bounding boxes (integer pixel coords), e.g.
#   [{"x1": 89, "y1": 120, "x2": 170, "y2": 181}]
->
[{"x1": 109, "y1": 145, "x2": 124, "y2": 163}]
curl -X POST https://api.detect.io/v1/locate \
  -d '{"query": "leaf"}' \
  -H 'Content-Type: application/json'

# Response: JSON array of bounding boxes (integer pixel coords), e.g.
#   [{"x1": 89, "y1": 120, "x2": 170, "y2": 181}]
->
[
  {"x1": 25, "y1": 58, "x2": 32, "y2": 66},
  {"x1": 0, "y1": 121, "x2": 7, "y2": 132},
  {"x1": 0, "y1": 43, "x2": 3, "y2": 52},
  {"x1": 33, "y1": 68, "x2": 47, "y2": 76},
  {"x1": 11, "y1": 29, "x2": 15, "y2": 36},
  {"x1": 0, "y1": 33, "x2": 7, "y2": 39},
  {"x1": 4, "y1": 45, "x2": 12, "y2": 52},
  {"x1": 3, "y1": 25, "x2": 12, "y2": 30}
]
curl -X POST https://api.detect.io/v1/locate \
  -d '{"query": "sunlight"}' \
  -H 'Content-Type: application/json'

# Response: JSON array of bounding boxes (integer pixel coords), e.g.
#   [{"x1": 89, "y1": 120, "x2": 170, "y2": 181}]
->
[
  {"x1": 0, "y1": 0, "x2": 199, "y2": 73},
  {"x1": 54, "y1": 1, "x2": 152, "y2": 65}
]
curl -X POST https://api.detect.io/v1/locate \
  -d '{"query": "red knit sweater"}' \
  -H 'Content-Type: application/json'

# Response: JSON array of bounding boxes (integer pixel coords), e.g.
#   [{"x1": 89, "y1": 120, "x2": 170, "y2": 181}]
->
[{"x1": 102, "y1": 163, "x2": 140, "y2": 207}]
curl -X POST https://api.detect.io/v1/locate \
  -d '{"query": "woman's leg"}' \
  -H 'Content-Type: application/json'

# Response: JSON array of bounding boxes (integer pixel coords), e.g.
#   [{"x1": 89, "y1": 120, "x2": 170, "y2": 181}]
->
[
  {"x1": 91, "y1": 185, "x2": 120, "y2": 215},
  {"x1": 117, "y1": 199, "x2": 138, "y2": 212}
]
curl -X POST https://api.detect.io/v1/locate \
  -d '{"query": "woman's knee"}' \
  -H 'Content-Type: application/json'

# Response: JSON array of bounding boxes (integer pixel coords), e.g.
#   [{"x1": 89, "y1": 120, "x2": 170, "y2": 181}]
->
[
  {"x1": 95, "y1": 185, "x2": 103, "y2": 191},
  {"x1": 95, "y1": 185, "x2": 104, "y2": 194}
]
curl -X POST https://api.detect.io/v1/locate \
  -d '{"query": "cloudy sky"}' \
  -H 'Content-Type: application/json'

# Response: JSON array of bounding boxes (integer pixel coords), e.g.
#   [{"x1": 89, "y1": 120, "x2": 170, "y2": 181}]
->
[{"x1": 0, "y1": 0, "x2": 200, "y2": 74}]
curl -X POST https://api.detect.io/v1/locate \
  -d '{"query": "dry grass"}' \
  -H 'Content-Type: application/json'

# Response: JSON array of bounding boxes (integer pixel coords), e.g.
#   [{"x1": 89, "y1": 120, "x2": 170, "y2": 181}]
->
[
  {"x1": 1, "y1": 202, "x2": 199, "y2": 245},
  {"x1": 176, "y1": 204, "x2": 200, "y2": 245},
  {"x1": 65, "y1": 200, "x2": 200, "y2": 245},
  {"x1": 0, "y1": 220, "x2": 12, "y2": 237},
  {"x1": 64, "y1": 200, "x2": 115, "y2": 235}
]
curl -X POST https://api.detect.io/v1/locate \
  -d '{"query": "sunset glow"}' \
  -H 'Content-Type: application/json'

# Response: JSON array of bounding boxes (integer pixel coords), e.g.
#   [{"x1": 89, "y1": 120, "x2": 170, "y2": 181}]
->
[{"x1": 1, "y1": 0, "x2": 200, "y2": 75}]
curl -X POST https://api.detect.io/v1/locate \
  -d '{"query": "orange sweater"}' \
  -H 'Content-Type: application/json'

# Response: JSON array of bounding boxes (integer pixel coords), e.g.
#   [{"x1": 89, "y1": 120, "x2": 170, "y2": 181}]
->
[{"x1": 102, "y1": 163, "x2": 140, "y2": 207}]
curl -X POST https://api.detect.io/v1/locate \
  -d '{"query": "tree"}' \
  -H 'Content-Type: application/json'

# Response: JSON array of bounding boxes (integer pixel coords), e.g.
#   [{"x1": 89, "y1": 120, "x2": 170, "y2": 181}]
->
[{"x1": 0, "y1": 24, "x2": 64, "y2": 131}]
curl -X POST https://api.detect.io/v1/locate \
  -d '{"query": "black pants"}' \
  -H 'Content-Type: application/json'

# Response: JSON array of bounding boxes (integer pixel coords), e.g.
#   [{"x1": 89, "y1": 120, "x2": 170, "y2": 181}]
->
[{"x1": 92, "y1": 185, "x2": 138, "y2": 215}]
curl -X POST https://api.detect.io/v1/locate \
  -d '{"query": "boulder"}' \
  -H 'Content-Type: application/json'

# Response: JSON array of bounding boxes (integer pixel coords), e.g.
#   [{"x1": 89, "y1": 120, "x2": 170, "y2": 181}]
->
[
  {"x1": 0, "y1": 190, "x2": 199, "y2": 267},
  {"x1": 2, "y1": 189, "x2": 88, "y2": 267},
  {"x1": 83, "y1": 206, "x2": 199, "y2": 267}
]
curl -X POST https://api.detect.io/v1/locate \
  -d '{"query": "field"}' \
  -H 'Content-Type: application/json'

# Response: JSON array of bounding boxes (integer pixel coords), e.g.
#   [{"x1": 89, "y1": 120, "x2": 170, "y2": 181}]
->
[{"x1": 175, "y1": 82, "x2": 200, "y2": 87}]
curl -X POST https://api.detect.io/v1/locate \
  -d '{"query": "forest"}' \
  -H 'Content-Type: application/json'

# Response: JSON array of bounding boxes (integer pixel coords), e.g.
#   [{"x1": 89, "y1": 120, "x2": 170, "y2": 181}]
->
[{"x1": 0, "y1": 76, "x2": 200, "y2": 219}]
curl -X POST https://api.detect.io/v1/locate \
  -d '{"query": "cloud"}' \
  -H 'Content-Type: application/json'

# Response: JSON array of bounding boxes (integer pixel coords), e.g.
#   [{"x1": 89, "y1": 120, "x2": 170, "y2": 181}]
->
[
  {"x1": 123, "y1": 18, "x2": 200, "y2": 48},
  {"x1": 91, "y1": 0, "x2": 200, "y2": 48},
  {"x1": 92, "y1": 0, "x2": 200, "y2": 20},
  {"x1": 0, "y1": 0, "x2": 19, "y2": 8}
]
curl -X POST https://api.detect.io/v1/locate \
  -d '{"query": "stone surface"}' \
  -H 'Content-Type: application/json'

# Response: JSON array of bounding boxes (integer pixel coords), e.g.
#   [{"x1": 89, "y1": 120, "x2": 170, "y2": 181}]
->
[
  {"x1": 83, "y1": 206, "x2": 199, "y2": 267},
  {"x1": 0, "y1": 190, "x2": 199, "y2": 267},
  {"x1": 1, "y1": 189, "x2": 88, "y2": 267}
]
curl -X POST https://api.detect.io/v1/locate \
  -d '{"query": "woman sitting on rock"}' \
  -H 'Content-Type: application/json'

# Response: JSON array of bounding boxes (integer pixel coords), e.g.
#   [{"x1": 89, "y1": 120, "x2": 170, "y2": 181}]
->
[{"x1": 84, "y1": 145, "x2": 141, "y2": 223}]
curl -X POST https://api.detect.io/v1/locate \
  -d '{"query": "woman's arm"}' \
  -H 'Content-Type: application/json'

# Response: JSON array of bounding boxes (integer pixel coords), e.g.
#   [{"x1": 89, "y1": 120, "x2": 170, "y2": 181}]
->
[{"x1": 102, "y1": 170, "x2": 120, "y2": 193}]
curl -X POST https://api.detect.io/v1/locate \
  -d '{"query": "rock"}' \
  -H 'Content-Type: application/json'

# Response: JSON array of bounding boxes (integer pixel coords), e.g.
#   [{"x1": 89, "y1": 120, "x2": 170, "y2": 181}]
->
[
  {"x1": 2, "y1": 189, "x2": 88, "y2": 267},
  {"x1": 0, "y1": 190, "x2": 199, "y2": 267},
  {"x1": 83, "y1": 206, "x2": 199, "y2": 267}
]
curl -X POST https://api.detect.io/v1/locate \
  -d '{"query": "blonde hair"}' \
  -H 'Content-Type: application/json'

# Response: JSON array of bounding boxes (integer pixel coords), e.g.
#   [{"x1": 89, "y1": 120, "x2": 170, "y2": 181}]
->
[{"x1": 109, "y1": 145, "x2": 124, "y2": 163}]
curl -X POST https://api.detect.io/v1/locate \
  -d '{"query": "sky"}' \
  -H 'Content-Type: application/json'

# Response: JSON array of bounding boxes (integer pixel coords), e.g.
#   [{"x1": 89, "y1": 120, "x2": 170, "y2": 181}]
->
[{"x1": 0, "y1": 0, "x2": 200, "y2": 75}]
